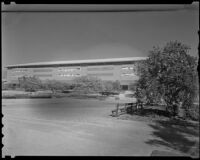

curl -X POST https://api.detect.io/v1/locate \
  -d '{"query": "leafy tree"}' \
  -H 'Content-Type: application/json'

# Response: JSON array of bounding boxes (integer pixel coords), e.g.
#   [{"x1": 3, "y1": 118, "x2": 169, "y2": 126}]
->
[
  {"x1": 102, "y1": 80, "x2": 121, "y2": 92},
  {"x1": 73, "y1": 76, "x2": 104, "y2": 94},
  {"x1": 102, "y1": 81, "x2": 113, "y2": 92},
  {"x1": 18, "y1": 76, "x2": 72, "y2": 93},
  {"x1": 2, "y1": 82, "x2": 16, "y2": 90},
  {"x1": 43, "y1": 80, "x2": 71, "y2": 93},
  {"x1": 136, "y1": 41, "x2": 198, "y2": 117},
  {"x1": 112, "y1": 80, "x2": 121, "y2": 91},
  {"x1": 18, "y1": 76, "x2": 43, "y2": 91}
]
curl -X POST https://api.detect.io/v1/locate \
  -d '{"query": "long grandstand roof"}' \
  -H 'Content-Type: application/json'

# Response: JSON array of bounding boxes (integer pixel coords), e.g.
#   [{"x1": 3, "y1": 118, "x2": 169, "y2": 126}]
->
[{"x1": 6, "y1": 57, "x2": 148, "y2": 68}]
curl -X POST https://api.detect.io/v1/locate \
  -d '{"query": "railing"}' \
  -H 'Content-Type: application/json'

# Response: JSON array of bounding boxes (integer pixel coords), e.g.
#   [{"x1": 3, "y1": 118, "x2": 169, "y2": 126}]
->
[{"x1": 111, "y1": 102, "x2": 144, "y2": 117}]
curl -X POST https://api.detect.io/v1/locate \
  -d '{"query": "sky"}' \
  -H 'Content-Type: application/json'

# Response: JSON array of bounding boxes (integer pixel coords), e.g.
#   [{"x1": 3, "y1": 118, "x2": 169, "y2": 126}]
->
[{"x1": 2, "y1": 4, "x2": 199, "y2": 68}]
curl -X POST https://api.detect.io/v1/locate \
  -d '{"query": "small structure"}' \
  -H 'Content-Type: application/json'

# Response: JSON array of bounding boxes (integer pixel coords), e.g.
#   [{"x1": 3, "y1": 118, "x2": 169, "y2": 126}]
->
[
  {"x1": 112, "y1": 102, "x2": 138, "y2": 117},
  {"x1": 111, "y1": 91, "x2": 140, "y2": 117}
]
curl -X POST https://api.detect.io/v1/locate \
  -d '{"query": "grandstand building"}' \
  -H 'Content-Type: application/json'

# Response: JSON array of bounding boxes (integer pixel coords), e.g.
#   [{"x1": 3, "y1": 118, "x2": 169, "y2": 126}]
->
[{"x1": 5, "y1": 57, "x2": 147, "y2": 90}]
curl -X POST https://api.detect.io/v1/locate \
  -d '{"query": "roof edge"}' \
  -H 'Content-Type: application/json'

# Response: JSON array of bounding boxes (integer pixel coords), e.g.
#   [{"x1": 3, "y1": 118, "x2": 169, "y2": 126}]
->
[{"x1": 6, "y1": 57, "x2": 148, "y2": 68}]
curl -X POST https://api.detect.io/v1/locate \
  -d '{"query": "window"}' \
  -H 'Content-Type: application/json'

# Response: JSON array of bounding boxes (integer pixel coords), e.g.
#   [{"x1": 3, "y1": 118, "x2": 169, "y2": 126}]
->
[
  {"x1": 87, "y1": 73, "x2": 113, "y2": 76},
  {"x1": 34, "y1": 74, "x2": 52, "y2": 77},
  {"x1": 122, "y1": 66, "x2": 134, "y2": 70},
  {"x1": 121, "y1": 73, "x2": 135, "y2": 76},
  {"x1": 122, "y1": 67, "x2": 129, "y2": 70},
  {"x1": 33, "y1": 69, "x2": 52, "y2": 72},
  {"x1": 58, "y1": 68, "x2": 81, "y2": 72},
  {"x1": 74, "y1": 74, "x2": 81, "y2": 77},
  {"x1": 121, "y1": 85, "x2": 128, "y2": 90},
  {"x1": 13, "y1": 69, "x2": 28, "y2": 73},
  {"x1": 87, "y1": 66, "x2": 114, "y2": 71},
  {"x1": 58, "y1": 73, "x2": 81, "y2": 77},
  {"x1": 11, "y1": 74, "x2": 27, "y2": 77}
]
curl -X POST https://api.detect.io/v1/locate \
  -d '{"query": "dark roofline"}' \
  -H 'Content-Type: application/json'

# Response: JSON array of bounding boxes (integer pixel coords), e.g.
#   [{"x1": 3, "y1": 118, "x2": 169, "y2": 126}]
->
[
  {"x1": 6, "y1": 60, "x2": 146, "y2": 69},
  {"x1": 6, "y1": 57, "x2": 148, "y2": 69}
]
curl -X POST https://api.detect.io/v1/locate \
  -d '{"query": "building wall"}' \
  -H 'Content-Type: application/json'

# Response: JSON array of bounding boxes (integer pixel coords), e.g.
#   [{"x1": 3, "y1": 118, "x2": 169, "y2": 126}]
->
[{"x1": 6, "y1": 61, "x2": 142, "y2": 88}]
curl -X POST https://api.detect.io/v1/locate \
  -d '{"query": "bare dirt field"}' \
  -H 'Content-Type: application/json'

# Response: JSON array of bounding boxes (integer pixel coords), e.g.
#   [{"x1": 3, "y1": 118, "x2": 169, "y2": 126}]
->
[{"x1": 2, "y1": 97, "x2": 199, "y2": 157}]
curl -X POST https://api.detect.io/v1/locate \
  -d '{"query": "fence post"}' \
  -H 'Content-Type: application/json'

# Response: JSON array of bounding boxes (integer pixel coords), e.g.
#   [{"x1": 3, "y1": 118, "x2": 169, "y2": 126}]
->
[
  {"x1": 116, "y1": 103, "x2": 119, "y2": 117},
  {"x1": 124, "y1": 103, "x2": 127, "y2": 113},
  {"x1": 131, "y1": 103, "x2": 133, "y2": 113}
]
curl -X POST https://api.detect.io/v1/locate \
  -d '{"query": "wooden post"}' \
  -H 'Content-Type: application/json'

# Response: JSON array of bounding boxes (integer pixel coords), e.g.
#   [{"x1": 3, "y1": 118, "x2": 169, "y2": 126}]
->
[
  {"x1": 131, "y1": 103, "x2": 134, "y2": 113},
  {"x1": 116, "y1": 103, "x2": 119, "y2": 117}
]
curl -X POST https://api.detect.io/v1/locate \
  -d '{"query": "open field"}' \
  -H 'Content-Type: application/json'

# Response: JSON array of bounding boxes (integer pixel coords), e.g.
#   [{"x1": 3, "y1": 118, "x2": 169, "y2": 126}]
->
[{"x1": 2, "y1": 98, "x2": 199, "y2": 157}]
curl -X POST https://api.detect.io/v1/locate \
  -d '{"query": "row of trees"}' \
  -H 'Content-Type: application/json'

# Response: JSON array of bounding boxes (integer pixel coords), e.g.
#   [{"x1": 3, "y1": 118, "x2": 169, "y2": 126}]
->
[
  {"x1": 16, "y1": 75, "x2": 121, "y2": 94},
  {"x1": 18, "y1": 76, "x2": 72, "y2": 92},
  {"x1": 73, "y1": 76, "x2": 121, "y2": 94},
  {"x1": 135, "y1": 41, "x2": 199, "y2": 118}
]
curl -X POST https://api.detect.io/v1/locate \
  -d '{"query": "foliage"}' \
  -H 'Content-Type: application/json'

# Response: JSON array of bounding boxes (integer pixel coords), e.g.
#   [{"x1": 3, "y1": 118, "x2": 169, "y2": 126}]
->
[
  {"x1": 18, "y1": 76, "x2": 43, "y2": 92},
  {"x1": 2, "y1": 82, "x2": 16, "y2": 90},
  {"x1": 73, "y1": 76, "x2": 104, "y2": 94},
  {"x1": 188, "y1": 104, "x2": 199, "y2": 121},
  {"x1": 72, "y1": 76, "x2": 121, "y2": 94},
  {"x1": 18, "y1": 76, "x2": 72, "y2": 92},
  {"x1": 43, "y1": 80, "x2": 71, "y2": 92},
  {"x1": 129, "y1": 83, "x2": 137, "y2": 91},
  {"x1": 102, "y1": 80, "x2": 121, "y2": 92},
  {"x1": 111, "y1": 80, "x2": 121, "y2": 91},
  {"x1": 136, "y1": 41, "x2": 198, "y2": 117}
]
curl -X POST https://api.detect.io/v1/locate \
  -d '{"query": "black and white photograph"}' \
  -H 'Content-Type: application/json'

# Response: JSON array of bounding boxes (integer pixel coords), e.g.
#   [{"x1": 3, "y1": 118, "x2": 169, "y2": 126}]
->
[{"x1": 2, "y1": 3, "x2": 199, "y2": 157}]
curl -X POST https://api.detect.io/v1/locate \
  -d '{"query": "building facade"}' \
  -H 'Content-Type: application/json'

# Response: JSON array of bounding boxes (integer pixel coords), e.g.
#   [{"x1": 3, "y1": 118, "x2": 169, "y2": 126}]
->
[{"x1": 5, "y1": 57, "x2": 147, "y2": 90}]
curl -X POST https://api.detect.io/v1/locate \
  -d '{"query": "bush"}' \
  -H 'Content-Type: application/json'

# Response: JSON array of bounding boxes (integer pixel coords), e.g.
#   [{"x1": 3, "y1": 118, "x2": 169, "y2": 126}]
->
[
  {"x1": 129, "y1": 83, "x2": 137, "y2": 91},
  {"x1": 18, "y1": 76, "x2": 43, "y2": 92},
  {"x1": 102, "y1": 80, "x2": 121, "y2": 92},
  {"x1": 18, "y1": 76, "x2": 72, "y2": 93},
  {"x1": 43, "y1": 80, "x2": 71, "y2": 92},
  {"x1": 72, "y1": 76, "x2": 121, "y2": 95},
  {"x1": 73, "y1": 76, "x2": 104, "y2": 94},
  {"x1": 2, "y1": 83, "x2": 18, "y2": 90}
]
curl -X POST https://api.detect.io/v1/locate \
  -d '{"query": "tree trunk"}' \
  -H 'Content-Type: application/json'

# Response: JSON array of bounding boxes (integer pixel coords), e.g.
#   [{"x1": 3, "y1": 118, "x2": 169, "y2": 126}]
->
[
  {"x1": 165, "y1": 105, "x2": 169, "y2": 112},
  {"x1": 172, "y1": 104, "x2": 178, "y2": 117},
  {"x1": 177, "y1": 102, "x2": 185, "y2": 118}
]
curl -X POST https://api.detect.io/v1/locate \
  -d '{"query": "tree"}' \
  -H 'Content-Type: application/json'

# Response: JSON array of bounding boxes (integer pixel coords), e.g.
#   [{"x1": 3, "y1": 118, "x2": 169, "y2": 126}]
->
[
  {"x1": 136, "y1": 41, "x2": 198, "y2": 117},
  {"x1": 73, "y1": 76, "x2": 104, "y2": 94},
  {"x1": 18, "y1": 76, "x2": 72, "y2": 93},
  {"x1": 43, "y1": 80, "x2": 71, "y2": 93},
  {"x1": 112, "y1": 80, "x2": 121, "y2": 91},
  {"x1": 18, "y1": 76, "x2": 43, "y2": 91},
  {"x1": 102, "y1": 80, "x2": 121, "y2": 92}
]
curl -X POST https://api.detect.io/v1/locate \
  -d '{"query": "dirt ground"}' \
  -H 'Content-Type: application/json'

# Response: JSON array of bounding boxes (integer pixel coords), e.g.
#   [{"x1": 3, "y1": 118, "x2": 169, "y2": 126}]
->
[{"x1": 2, "y1": 98, "x2": 199, "y2": 157}]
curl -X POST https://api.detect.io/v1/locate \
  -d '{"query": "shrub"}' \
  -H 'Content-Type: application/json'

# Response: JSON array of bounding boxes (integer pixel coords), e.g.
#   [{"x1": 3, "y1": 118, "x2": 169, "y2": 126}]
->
[
  {"x1": 43, "y1": 80, "x2": 72, "y2": 93},
  {"x1": 18, "y1": 76, "x2": 43, "y2": 92},
  {"x1": 2, "y1": 83, "x2": 17, "y2": 90},
  {"x1": 73, "y1": 76, "x2": 104, "y2": 94},
  {"x1": 102, "y1": 80, "x2": 121, "y2": 92}
]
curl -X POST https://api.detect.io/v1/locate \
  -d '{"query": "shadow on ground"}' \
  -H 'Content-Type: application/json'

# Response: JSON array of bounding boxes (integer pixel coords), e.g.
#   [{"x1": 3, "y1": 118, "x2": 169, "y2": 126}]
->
[
  {"x1": 124, "y1": 107, "x2": 199, "y2": 157},
  {"x1": 146, "y1": 118, "x2": 199, "y2": 157},
  {"x1": 130, "y1": 107, "x2": 170, "y2": 117}
]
